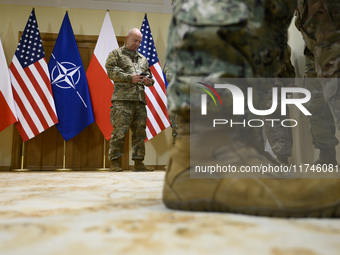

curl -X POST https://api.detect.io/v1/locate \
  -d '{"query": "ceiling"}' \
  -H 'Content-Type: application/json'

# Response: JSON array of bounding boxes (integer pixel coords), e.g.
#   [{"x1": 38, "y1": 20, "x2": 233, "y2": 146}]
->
[{"x1": 0, "y1": 0, "x2": 172, "y2": 13}]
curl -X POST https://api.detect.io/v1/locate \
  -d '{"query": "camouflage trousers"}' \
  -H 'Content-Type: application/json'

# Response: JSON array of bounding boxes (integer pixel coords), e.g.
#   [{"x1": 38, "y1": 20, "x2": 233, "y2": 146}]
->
[
  {"x1": 166, "y1": 0, "x2": 296, "y2": 157},
  {"x1": 263, "y1": 83, "x2": 293, "y2": 157},
  {"x1": 298, "y1": 0, "x2": 340, "y2": 129},
  {"x1": 166, "y1": 0, "x2": 296, "y2": 115},
  {"x1": 304, "y1": 52, "x2": 339, "y2": 149},
  {"x1": 108, "y1": 101, "x2": 147, "y2": 161}
]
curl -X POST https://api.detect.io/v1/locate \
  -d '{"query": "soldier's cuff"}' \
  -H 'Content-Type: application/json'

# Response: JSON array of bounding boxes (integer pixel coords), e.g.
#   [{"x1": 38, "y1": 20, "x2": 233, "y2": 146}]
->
[{"x1": 127, "y1": 74, "x2": 132, "y2": 83}]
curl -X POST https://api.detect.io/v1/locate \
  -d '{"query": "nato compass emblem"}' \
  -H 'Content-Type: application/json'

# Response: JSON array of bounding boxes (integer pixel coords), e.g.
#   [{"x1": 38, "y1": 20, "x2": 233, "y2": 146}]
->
[{"x1": 50, "y1": 54, "x2": 88, "y2": 107}]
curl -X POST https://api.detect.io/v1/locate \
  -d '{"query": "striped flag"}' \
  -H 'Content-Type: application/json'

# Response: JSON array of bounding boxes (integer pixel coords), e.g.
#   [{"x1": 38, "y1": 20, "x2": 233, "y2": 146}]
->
[
  {"x1": 49, "y1": 12, "x2": 94, "y2": 141},
  {"x1": 0, "y1": 38, "x2": 18, "y2": 132},
  {"x1": 138, "y1": 14, "x2": 170, "y2": 140},
  {"x1": 9, "y1": 9, "x2": 58, "y2": 141},
  {"x1": 87, "y1": 11, "x2": 118, "y2": 140}
]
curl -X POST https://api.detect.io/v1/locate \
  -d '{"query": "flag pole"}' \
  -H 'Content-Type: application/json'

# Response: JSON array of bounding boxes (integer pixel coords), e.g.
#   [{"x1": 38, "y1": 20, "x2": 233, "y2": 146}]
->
[
  {"x1": 55, "y1": 140, "x2": 72, "y2": 171},
  {"x1": 96, "y1": 137, "x2": 109, "y2": 171},
  {"x1": 12, "y1": 142, "x2": 30, "y2": 172}
]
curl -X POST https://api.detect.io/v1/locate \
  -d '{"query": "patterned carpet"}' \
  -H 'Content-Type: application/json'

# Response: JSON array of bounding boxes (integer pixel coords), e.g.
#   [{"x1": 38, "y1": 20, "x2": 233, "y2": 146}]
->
[{"x1": 0, "y1": 171, "x2": 339, "y2": 255}]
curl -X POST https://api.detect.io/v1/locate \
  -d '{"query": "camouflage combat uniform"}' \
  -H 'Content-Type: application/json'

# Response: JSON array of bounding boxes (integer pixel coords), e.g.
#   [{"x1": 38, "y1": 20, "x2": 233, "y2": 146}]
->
[
  {"x1": 166, "y1": 0, "x2": 296, "y2": 115},
  {"x1": 166, "y1": 0, "x2": 296, "y2": 153},
  {"x1": 105, "y1": 44, "x2": 154, "y2": 161},
  {"x1": 263, "y1": 45, "x2": 295, "y2": 160},
  {"x1": 303, "y1": 46, "x2": 339, "y2": 157},
  {"x1": 164, "y1": 63, "x2": 178, "y2": 146},
  {"x1": 296, "y1": 1, "x2": 340, "y2": 163},
  {"x1": 163, "y1": 0, "x2": 340, "y2": 217},
  {"x1": 297, "y1": 0, "x2": 340, "y2": 117}
]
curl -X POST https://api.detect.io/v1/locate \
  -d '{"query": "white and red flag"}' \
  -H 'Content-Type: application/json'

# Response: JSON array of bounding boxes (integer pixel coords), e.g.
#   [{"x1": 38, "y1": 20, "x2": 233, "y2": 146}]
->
[
  {"x1": 9, "y1": 9, "x2": 58, "y2": 141},
  {"x1": 138, "y1": 14, "x2": 170, "y2": 140},
  {"x1": 0, "y1": 38, "x2": 18, "y2": 132},
  {"x1": 86, "y1": 11, "x2": 118, "y2": 140}
]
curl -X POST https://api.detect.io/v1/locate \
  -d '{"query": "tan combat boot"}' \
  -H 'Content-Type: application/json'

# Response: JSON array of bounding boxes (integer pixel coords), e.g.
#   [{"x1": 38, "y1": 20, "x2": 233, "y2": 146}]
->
[
  {"x1": 110, "y1": 159, "x2": 123, "y2": 172},
  {"x1": 133, "y1": 160, "x2": 154, "y2": 172},
  {"x1": 163, "y1": 117, "x2": 340, "y2": 218}
]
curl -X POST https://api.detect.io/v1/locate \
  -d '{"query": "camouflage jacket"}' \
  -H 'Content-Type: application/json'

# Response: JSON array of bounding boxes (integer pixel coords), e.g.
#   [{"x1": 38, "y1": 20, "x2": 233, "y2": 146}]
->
[
  {"x1": 163, "y1": 63, "x2": 172, "y2": 83},
  {"x1": 277, "y1": 45, "x2": 296, "y2": 86},
  {"x1": 105, "y1": 44, "x2": 154, "y2": 104}
]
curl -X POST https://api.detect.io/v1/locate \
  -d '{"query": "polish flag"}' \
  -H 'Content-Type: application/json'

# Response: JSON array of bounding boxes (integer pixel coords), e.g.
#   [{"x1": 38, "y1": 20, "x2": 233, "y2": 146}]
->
[
  {"x1": 87, "y1": 11, "x2": 118, "y2": 140},
  {"x1": 0, "y1": 38, "x2": 17, "y2": 132}
]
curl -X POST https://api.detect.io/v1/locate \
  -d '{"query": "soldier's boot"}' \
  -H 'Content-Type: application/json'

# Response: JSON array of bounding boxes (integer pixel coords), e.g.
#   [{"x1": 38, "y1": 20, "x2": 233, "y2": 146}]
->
[
  {"x1": 109, "y1": 159, "x2": 123, "y2": 172},
  {"x1": 163, "y1": 117, "x2": 340, "y2": 218},
  {"x1": 276, "y1": 155, "x2": 289, "y2": 165},
  {"x1": 314, "y1": 147, "x2": 338, "y2": 165},
  {"x1": 133, "y1": 160, "x2": 154, "y2": 172}
]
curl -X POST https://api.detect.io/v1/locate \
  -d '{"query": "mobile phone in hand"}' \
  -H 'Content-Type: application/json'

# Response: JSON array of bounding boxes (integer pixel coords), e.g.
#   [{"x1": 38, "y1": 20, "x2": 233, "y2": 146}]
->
[{"x1": 140, "y1": 72, "x2": 153, "y2": 79}]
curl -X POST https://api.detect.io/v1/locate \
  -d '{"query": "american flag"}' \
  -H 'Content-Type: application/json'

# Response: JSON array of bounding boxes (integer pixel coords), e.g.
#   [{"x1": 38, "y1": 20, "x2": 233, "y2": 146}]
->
[
  {"x1": 9, "y1": 9, "x2": 58, "y2": 141},
  {"x1": 138, "y1": 14, "x2": 170, "y2": 140}
]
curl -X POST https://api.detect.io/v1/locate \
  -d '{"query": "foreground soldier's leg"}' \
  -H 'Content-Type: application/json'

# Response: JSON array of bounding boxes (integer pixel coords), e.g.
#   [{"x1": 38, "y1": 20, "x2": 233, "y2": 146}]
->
[
  {"x1": 304, "y1": 51, "x2": 338, "y2": 165},
  {"x1": 163, "y1": 0, "x2": 340, "y2": 217}
]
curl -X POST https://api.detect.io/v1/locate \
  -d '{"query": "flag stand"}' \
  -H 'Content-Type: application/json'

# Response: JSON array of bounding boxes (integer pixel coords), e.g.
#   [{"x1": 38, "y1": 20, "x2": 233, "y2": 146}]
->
[
  {"x1": 96, "y1": 137, "x2": 109, "y2": 171},
  {"x1": 55, "y1": 140, "x2": 72, "y2": 171},
  {"x1": 12, "y1": 142, "x2": 30, "y2": 172}
]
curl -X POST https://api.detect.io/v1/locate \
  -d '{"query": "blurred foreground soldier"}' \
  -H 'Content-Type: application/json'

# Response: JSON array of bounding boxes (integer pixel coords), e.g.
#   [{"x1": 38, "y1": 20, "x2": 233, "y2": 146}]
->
[
  {"x1": 105, "y1": 28, "x2": 155, "y2": 172},
  {"x1": 163, "y1": 0, "x2": 340, "y2": 217},
  {"x1": 296, "y1": 3, "x2": 339, "y2": 165}
]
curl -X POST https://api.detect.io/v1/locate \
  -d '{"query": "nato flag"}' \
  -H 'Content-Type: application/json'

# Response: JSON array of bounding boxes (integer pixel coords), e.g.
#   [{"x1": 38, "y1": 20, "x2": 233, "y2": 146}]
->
[{"x1": 48, "y1": 13, "x2": 94, "y2": 141}]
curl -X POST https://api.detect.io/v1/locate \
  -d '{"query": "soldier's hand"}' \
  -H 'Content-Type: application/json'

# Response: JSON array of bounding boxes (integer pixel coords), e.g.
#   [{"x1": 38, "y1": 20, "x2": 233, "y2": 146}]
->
[
  {"x1": 131, "y1": 74, "x2": 144, "y2": 83},
  {"x1": 143, "y1": 77, "x2": 152, "y2": 85}
]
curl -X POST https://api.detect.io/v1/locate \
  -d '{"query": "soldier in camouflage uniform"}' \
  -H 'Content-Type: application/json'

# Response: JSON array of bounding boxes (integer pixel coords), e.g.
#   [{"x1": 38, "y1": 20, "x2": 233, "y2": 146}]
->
[
  {"x1": 162, "y1": 0, "x2": 340, "y2": 217},
  {"x1": 295, "y1": 3, "x2": 339, "y2": 165},
  {"x1": 263, "y1": 45, "x2": 295, "y2": 164},
  {"x1": 105, "y1": 28, "x2": 155, "y2": 172},
  {"x1": 164, "y1": 63, "x2": 178, "y2": 147}
]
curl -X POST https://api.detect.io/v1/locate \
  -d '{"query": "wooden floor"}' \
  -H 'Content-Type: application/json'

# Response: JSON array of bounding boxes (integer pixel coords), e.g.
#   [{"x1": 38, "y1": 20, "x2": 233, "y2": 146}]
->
[{"x1": 0, "y1": 171, "x2": 339, "y2": 255}]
